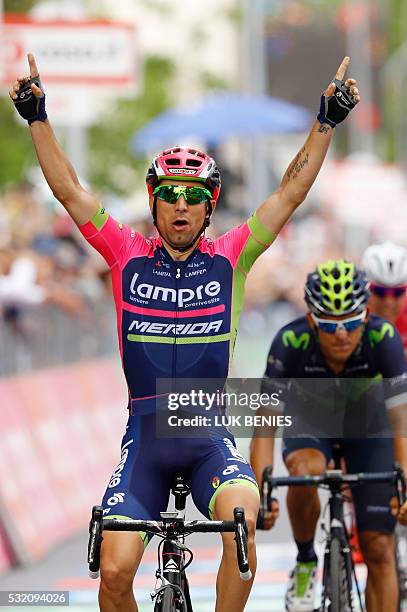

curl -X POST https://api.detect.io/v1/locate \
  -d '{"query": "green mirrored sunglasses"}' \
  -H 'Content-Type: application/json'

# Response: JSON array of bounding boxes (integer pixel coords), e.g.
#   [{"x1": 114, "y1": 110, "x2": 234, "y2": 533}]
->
[{"x1": 153, "y1": 185, "x2": 212, "y2": 205}]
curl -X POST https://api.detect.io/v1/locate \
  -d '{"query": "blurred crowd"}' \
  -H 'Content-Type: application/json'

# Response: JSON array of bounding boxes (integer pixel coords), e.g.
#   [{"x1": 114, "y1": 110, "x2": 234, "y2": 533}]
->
[{"x1": 0, "y1": 183, "x2": 107, "y2": 321}]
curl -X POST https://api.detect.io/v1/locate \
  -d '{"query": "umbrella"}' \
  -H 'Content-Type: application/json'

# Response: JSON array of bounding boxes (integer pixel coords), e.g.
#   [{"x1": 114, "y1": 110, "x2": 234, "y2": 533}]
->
[{"x1": 132, "y1": 92, "x2": 312, "y2": 155}]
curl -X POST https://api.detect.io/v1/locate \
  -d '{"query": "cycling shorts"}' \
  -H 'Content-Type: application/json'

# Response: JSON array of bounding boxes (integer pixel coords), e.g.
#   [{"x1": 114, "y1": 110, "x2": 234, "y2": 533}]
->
[{"x1": 101, "y1": 411, "x2": 259, "y2": 544}]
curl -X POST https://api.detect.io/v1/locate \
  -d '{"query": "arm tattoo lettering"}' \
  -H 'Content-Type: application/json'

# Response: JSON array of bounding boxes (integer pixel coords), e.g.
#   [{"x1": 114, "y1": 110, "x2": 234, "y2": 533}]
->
[
  {"x1": 284, "y1": 146, "x2": 309, "y2": 184},
  {"x1": 317, "y1": 124, "x2": 330, "y2": 135}
]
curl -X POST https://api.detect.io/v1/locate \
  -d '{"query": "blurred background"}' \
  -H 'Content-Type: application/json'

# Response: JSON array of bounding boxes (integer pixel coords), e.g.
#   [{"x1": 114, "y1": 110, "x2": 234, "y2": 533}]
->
[{"x1": 0, "y1": 0, "x2": 405, "y2": 609}]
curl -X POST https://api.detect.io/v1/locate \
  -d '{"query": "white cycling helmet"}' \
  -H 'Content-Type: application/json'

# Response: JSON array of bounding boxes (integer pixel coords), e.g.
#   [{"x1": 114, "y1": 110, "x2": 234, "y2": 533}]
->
[{"x1": 361, "y1": 241, "x2": 407, "y2": 287}]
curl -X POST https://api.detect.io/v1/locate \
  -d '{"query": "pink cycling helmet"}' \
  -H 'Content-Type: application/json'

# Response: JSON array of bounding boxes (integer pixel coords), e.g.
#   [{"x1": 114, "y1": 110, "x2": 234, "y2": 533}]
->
[{"x1": 146, "y1": 146, "x2": 221, "y2": 203}]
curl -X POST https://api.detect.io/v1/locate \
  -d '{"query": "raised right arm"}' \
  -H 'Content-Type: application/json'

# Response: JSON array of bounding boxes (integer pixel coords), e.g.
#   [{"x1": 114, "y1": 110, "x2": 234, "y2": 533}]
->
[{"x1": 9, "y1": 53, "x2": 99, "y2": 227}]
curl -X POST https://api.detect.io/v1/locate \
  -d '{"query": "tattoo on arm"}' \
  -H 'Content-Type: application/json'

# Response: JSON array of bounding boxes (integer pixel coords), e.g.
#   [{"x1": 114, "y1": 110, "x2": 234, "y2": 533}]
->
[
  {"x1": 283, "y1": 146, "x2": 310, "y2": 185},
  {"x1": 317, "y1": 124, "x2": 330, "y2": 135}
]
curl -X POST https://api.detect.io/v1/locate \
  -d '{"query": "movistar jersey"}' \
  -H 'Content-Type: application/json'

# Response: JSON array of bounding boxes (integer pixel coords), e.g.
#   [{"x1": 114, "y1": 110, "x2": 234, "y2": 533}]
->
[
  {"x1": 263, "y1": 314, "x2": 407, "y2": 411},
  {"x1": 80, "y1": 207, "x2": 274, "y2": 406}
]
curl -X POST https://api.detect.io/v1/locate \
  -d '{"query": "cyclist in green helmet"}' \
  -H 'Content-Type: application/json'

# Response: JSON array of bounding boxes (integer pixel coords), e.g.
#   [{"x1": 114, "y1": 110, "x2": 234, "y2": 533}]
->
[{"x1": 251, "y1": 259, "x2": 407, "y2": 612}]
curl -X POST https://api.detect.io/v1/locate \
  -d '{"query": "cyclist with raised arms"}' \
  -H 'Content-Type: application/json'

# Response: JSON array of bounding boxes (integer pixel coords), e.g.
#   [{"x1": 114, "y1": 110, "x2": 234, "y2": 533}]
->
[
  {"x1": 362, "y1": 241, "x2": 407, "y2": 359},
  {"x1": 10, "y1": 54, "x2": 359, "y2": 612},
  {"x1": 251, "y1": 259, "x2": 407, "y2": 612}
]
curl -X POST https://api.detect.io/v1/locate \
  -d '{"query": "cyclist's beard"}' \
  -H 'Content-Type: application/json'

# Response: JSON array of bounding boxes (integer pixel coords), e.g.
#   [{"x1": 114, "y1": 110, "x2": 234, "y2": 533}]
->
[{"x1": 153, "y1": 196, "x2": 212, "y2": 253}]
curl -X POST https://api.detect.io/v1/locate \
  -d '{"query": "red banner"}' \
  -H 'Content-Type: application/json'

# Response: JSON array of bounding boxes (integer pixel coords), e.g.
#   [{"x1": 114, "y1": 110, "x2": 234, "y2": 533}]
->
[{"x1": 0, "y1": 359, "x2": 128, "y2": 564}]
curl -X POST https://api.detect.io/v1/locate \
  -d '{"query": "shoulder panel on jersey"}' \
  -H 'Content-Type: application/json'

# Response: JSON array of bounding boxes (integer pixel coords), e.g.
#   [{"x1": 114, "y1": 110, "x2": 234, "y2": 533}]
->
[
  {"x1": 79, "y1": 205, "x2": 149, "y2": 269},
  {"x1": 367, "y1": 315, "x2": 395, "y2": 348},
  {"x1": 366, "y1": 315, "x2": 406, "y2": 378},
  {"x1": 80, "y1": 205, "x2": 109, "y2": 236},
  {"x1": 214, "y1": 212, "x2": 275, "y2": 271},
  {"x1": 264, "y1": 317, "x2": 310, "y2": 378},
  {"x1": 282, "y1": 329, "x2": 311, "y2": 351},
  {"x1": 239, "y1": 213, "x2": 276, "y2": 274},
  {"x1": 214, "y1": 223, "x2": 250, "y2": 267}
]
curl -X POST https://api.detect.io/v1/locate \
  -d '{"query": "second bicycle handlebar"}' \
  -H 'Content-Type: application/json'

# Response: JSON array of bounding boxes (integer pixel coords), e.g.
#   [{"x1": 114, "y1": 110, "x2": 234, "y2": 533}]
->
[{"x1": 261, "y1": 464, "x2": 406, "y2": 512}]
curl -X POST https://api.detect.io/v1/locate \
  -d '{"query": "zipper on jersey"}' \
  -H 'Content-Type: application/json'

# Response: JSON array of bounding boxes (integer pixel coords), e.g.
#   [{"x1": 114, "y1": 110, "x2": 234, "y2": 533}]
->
[{"x1": 172, "y1": 266, "x2": 181, "y2": 387}]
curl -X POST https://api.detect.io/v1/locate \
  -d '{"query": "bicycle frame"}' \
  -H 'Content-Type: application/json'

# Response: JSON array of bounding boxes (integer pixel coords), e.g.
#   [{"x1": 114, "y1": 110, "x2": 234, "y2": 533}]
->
[
  {"x1": 320, "y1": 470, "x2": 357, "y2": 611},
  {"x1": 261, "y1": 466, "x2": 405, "y2": 612}
]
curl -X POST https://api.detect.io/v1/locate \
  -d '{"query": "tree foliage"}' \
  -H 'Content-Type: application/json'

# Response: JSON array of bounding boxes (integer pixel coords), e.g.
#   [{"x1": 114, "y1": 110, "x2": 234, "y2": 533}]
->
[
  {"x1": 88, "y1": 56, "x2": 175, "y2": 195},
  {"x1": 4, "y1": 0, "x2": 37, "y2": 12},
  {"x1": 0, "y1": 99, "x2": 36, "y2": 191}
]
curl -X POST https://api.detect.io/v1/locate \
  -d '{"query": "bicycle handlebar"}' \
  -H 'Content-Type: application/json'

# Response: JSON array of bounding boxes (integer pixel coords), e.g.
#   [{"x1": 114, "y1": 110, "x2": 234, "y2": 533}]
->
[
  {"x1": 269, "y1": 470, "x2": 397, "y2": 487},
  {"x1": 87, "y1": 505, "x2": 252, "y2": 581},
  {"x1": 101, "y1": 518, "x2": 237, "y2": 534},
  {"x1": 261, "y1": 464, "x2": 406, "y2": 511}
]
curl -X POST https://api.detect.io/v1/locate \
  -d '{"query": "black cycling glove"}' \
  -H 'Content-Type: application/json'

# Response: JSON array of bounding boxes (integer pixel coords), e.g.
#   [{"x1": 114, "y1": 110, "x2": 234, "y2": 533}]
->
[
  {"x1": 14, "y1": 76, "x2": 47, "y2": 125},
  {"x1": 317, "y1": 78, "x2": 356, "y2": 128}
]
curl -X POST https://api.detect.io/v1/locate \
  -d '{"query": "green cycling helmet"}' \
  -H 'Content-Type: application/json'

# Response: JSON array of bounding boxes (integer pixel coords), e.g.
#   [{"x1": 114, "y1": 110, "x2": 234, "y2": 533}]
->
[{"x1": 304, "y1": 259, "x2": 370, "y2": 316}]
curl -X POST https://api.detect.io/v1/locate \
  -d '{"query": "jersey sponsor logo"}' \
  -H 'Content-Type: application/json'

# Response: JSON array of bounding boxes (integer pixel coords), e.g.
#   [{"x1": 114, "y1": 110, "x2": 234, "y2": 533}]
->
[
  {"x1": 212, "y1": 476, "x2": 220, "y2": 489},
  {"x1": 130, "y1": 272, "x2": 220, "y2": 308},
  {"x1": 304, "y1": 366, "x2": 326, "y2": 373},
  {"x1": 108, "y1": 439, "x2": 133, "y2": 489},
  {"x1": 282, "y1": 330, "x2": 310, "y2": 351},
  {"x1": 223, "y1": 437, "x2": 248, "y2": 464},
  {"x1": 185, "y1": 269, "x2": 207, "y2": 277},
  {"x1": 389, "y1": 372, "x2": 407, "y2": 387},
  {"x1": 368, "y1": 322, "x2": 394, "y2": 347},
  {"x1": 107, "y1": 492, "x2": 125, "y2": 506},
  {"x1": 128, "y1": 319, "x2": 223, "y2": 336},
  {"x1": 152, "y1": 269, "x2": 171, "y2": 278},
  {"x1": 164, "y1": 559, "x2": 180, "y2": 572},
  {"x1": 268, "y1": 354, "x2": 285, "y2": 371},
  {"x1": 345, "y1": 364, "x2": 368, "y2": 373},
  {"x1": 222, "y1": 464, "x2": 239, "y2": 476},
  {"x1": 237, "y1": 474, "x2": 257, "y2": 485}
]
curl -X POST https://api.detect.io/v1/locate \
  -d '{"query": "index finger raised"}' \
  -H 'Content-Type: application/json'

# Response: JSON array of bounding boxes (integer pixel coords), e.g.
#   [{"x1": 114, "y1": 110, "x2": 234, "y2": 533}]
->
[
  {"x1": 335, "y1": 56, "x2": 350, "y2": 81},
  {"x1": 27, "y1": 53, "x2": 39, "y2": 77}
]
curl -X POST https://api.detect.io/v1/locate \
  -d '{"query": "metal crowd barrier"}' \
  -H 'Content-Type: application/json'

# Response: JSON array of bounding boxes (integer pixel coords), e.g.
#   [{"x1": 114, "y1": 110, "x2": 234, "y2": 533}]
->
[{"x1": 0, "y1": 302, "x2": 117, "y2": 377}]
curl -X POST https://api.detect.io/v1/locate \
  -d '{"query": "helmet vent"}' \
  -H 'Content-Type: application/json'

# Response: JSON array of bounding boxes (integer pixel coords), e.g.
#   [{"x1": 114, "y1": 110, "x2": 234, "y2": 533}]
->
[
  {"x1": 186, "y1": 159, "x2": 202, "y2": 167},
  {"x1": 334, "y1": 298, "x2": 341, "y2": 310},
  {"x1": 332, "y1": 267, "x2": 340, "y2": 279},
  {"x1": 188, "y1": 149, "x2": 205, "y2": 158},
  {"x1": 165, "y1": 159, "x2": 181, "y2": 166},
  {"x1": 334, "y1": 283, "x2": 341, "y2": 294},
  {"x1": 163, "y1": 147, "x2": 181, "y2": 154}
]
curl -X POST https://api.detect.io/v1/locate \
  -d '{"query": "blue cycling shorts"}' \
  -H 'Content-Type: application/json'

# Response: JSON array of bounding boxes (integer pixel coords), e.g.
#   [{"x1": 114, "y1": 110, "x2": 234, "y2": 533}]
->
[
  {"x1": 101, "y1": 411, "x2": 259, "y2": 544},
  {"x1": 282, "y1": 436, "x2": 396, "y2": 533}
]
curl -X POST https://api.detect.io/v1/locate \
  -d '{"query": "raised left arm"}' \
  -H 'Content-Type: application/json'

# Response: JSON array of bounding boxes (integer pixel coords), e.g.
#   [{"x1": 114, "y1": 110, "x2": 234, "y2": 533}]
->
[{"x1": 257, "y1": 56, "x2": 360, "y2": 236}]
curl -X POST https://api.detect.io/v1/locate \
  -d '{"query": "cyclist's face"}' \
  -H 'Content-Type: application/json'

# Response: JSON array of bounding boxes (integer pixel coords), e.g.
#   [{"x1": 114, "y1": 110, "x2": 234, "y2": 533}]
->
[
  {"x1": 368, "y1": 293, "x2": 405, "y2": 324},
  {"x1": 308, "y1": 312, "x2": 367, "y2": 365},
  {"x1": 150, "y1": 180, "x2": 214, "y2": 249}
]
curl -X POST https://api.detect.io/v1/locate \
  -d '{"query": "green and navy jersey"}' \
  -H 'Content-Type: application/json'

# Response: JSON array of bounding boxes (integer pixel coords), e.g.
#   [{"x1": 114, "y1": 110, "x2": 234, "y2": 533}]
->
[{"x1": 263, "y1": 314, "x2": 407, "y2": 411}]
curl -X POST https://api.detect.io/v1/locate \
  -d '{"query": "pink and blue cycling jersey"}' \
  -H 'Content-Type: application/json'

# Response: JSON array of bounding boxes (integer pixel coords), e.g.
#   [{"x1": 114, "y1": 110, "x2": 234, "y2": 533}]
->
[
  {"x1": 79, "y1": 206, "x2": 275, "y2": 407},
  {"x1": 79, "y1": 206, "x2": 275, "y2": 523}
]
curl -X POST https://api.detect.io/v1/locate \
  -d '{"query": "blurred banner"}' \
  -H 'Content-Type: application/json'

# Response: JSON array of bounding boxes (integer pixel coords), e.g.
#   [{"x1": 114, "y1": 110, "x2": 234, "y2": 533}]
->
[
  {"x1": 0, "y1": 358, "x2": 127, "y2": 566},
  {"x1": 2, "y1": 14, "x2": 138, "y2": 88},
  {"x1": 1, "y1": 14, "x2": 139, "y2": 127},
  {"x1": 0, "y1": 527, "x2": 13, "y2": 574}
]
